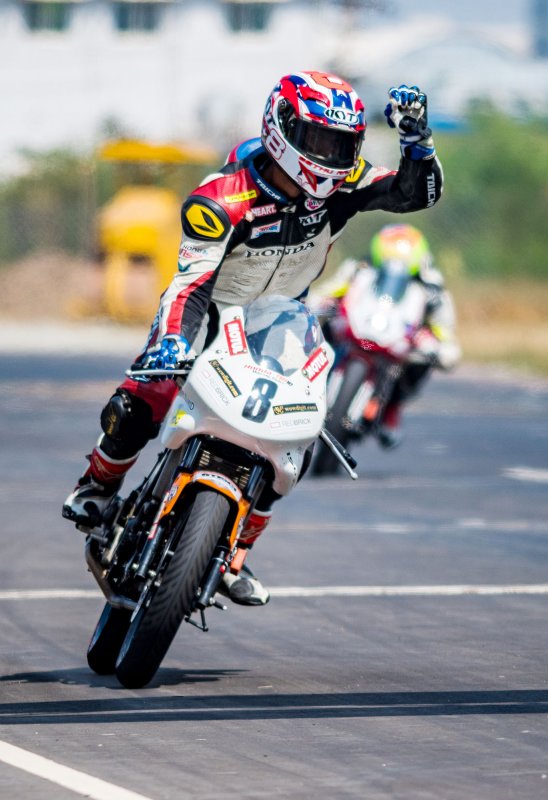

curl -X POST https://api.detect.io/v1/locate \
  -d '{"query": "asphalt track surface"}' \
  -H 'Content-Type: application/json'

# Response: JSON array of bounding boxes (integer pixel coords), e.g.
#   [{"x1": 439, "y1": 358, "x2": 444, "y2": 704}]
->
[{"x1": 0, "y1": 348, "x2": 547, "y2": 800}]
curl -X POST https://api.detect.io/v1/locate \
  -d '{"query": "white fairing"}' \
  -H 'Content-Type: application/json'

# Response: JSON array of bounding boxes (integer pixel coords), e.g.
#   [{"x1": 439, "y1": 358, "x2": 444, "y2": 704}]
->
[
  {"x1": 343, "y1": 267, "x2": 429, "y2": 360},
  {"x1": 160, "y1": 296, "x2": 334, "y2": 496}
]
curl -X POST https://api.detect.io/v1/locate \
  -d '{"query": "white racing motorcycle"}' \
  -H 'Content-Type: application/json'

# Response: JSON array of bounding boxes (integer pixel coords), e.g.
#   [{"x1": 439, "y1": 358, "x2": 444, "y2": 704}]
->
[{"x1": 83, "y1": 296, "x2": 357, "y2": 688}]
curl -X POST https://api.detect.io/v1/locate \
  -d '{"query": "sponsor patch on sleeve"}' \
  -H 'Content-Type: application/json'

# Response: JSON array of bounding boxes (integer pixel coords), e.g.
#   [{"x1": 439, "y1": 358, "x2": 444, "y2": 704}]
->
[
  {"x1": 178, "y1": 242, "x2": 208, "y2": 271},
  {"x1": 182, "y1": 198, "x2": 230, "y2": 241},
  {"x1": 224, "y1": 189, "x2": 258, "y2": 204}
]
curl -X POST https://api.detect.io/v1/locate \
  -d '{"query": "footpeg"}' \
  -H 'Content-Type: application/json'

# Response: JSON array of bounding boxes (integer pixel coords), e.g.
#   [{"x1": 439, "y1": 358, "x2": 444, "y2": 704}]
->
[
  {"x1": 185, "y1": 597, "x2": 226, "y2": 633},
  {"x1": 185, "y1": 608, "x2": 209, "y2": 632}
]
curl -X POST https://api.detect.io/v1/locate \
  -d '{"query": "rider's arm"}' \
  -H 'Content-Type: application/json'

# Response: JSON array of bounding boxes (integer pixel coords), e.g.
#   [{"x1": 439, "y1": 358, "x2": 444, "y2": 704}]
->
[
  {"x1": 423, "y1": 288, "x2": 461, "y2": 370},
  {"x1": 153, "y1": 174, "x2": 252, "y2": 348},
  {"x1": 334, "y1": 151, "x2": 443, "y2": 220},
  {"x1": 307, "y1": 258, "x2": 361, "y2": 318},
  {"x1": 157, "y1": 198, "x2": 231, "y2": 346},
  {"x1": 331, "y1": 84, "x2": 443, "y2": 221}
]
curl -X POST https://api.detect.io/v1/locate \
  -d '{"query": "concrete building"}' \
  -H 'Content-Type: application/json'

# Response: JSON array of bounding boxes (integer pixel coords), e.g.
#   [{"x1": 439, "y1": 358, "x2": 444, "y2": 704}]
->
[{"x1": 0, "y1": 0, "x2": 546, "y2": 170}]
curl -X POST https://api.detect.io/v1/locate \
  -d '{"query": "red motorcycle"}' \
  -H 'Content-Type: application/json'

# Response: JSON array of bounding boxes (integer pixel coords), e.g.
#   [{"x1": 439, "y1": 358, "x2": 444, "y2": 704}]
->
[{"x1": 312, "y1": 262, "x2": 431, "y2": 475}]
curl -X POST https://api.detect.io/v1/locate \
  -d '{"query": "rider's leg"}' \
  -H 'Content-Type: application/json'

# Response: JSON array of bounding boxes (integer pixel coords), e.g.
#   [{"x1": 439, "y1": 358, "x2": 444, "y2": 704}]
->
[
  {"x1": 62, "y1": 382, "x2": 177, "y2": 526},
  {"x1": 377, "y1": 363, "x2": 431, "y2": 449},
  {"x1": 220, "y1": 446, "x2": 314, "y2": 606}
]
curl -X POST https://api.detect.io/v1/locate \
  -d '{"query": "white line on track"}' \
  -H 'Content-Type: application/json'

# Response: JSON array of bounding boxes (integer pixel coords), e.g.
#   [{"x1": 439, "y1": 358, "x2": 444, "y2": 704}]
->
[
  {"x1": 0, "y1": 589, "x2": 98, "y2": 601},
  {"x1": 271, "y1": 519, "x2": 548, "y2": 534},
  {"x1": 0, "y1": 740, "x2": 154, "y2": 800},
  {"x1": 269, "y1": 584, "x2": 548, "y2": 598},
  {"x1": 1, "y1": 585, "x2": 548, "y2": 602}
]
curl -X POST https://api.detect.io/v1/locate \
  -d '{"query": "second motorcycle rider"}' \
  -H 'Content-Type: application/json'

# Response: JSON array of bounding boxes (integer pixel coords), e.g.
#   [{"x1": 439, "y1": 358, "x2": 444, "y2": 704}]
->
[{"x1": 63, "y1": 72, "x2": 443, "y2": 605}]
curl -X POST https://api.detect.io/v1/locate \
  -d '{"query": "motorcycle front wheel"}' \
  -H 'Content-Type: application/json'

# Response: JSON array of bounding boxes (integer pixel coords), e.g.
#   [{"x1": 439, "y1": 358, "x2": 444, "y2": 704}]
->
[
  {"x1": 313, "y1": 359, "x2": 369, "y2": 476},
  {"x1": 115, "y1": 490, "x2": 230, "y2": 689}
]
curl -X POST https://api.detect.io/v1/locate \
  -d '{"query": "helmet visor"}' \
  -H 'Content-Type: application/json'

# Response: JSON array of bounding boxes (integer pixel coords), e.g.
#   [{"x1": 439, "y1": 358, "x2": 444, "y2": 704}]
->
[{"x1": 287, "y1": 118, "x2": 360, "y2": 169}]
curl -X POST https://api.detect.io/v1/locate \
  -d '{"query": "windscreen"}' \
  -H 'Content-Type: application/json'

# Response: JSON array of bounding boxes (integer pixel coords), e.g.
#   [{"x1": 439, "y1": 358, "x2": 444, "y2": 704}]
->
[
  {"x1": 374, "y1": 261, "x2": 412, "y2": 303},
  {"x1": 243, "y1": 296, "x2": 324, "y2": 376}
]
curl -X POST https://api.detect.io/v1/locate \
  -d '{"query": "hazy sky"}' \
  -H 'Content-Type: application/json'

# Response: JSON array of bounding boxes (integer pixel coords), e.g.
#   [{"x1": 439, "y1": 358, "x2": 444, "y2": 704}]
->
[{"x1": 394, "y1": 0, "x2": 530, "y2": 24}]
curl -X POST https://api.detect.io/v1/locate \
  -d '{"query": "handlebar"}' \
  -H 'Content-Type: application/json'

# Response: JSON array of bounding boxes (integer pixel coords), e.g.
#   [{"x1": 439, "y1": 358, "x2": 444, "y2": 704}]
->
[
  {"x1": 125, "y1": 360, "x2": 195, "y2": 379},
  {"x1": 319, "y1": 428, "x2": 358, "y2": 480}
]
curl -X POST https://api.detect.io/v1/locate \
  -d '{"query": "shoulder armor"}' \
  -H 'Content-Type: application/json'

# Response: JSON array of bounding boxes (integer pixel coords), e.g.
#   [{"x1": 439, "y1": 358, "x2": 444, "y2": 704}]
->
[
  {"x1": 225, "y1": 137, "x2": 263, "y2": 166},
  {"x1": 340, "y1": 160, "x2": 395, "y2": 193},
  {"x1": 182, "y1": 195, "x2": 231, "y2": 241},
  {"x1": 344, "y1": 156, "x2": 368, "y2": 186}
]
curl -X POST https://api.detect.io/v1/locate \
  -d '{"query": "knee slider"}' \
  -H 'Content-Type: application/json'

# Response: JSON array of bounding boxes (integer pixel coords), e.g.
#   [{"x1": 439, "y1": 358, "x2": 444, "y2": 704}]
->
[{"x1": 100, "y1": 389, "x2": 159, "y2": 456}]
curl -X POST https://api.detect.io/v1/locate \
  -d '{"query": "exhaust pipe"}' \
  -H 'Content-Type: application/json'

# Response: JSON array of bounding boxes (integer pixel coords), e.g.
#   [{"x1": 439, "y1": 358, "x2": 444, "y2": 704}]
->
[{"x1": 85, "y1": 540, "x2": 137, "y2": 611}]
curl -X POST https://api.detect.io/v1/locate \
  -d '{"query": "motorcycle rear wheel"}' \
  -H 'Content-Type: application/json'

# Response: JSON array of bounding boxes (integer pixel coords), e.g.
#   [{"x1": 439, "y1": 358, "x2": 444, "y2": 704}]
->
[
  {"x1": 87, "y1": 603, "x2": 132, "y2": 675},
  {"x1": 313, "y1": 359, "x2": 369, "y2": 476},
  {"x1": 115, "y1": 490, "x2": 230, "y2": 689}
]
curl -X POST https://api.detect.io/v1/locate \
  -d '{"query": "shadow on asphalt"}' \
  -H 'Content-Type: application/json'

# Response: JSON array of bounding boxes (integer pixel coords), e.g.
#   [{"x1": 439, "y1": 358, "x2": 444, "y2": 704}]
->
[
  {"x1": 0, "y1": 667, "x2": 245, "y2": 689},
  {"x1": 0, "y1": 687, "x2": 547, "y2": 725}
]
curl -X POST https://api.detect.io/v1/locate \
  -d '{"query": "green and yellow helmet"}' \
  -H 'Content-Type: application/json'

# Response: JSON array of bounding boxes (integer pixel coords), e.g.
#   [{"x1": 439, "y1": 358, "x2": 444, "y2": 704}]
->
[{"x1": 370, "y1": 224, "x2": 431, "y2": 275}]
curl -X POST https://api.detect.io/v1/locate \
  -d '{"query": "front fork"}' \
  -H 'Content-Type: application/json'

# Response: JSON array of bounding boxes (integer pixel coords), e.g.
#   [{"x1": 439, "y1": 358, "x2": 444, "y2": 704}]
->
[{"x1": 184, "y1": 460, "x2": 266, "y2": 632}]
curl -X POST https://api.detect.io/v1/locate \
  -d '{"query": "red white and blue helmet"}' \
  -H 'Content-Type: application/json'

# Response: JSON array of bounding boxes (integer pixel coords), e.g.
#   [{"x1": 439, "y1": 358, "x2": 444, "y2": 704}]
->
[{"x1": 261, "y1": 71, "x2": 366, "y2": 199}]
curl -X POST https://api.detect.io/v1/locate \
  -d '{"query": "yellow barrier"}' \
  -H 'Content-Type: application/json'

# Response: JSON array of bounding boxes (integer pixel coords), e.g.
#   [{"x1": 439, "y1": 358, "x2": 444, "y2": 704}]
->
[
  {"x1": 100, "y1": 186, "x2": 181, "y2": 320},
  {"x1": 94, "y1": 139, "x2": 218, "y2": 322}
]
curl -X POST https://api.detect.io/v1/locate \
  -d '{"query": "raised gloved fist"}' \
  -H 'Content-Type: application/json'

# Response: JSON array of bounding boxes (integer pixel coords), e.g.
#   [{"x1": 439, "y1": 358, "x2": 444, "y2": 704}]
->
[
  {"x1": 141, "y1": 334, "x2": 190, "y2": 374},
  {"x1": 384, "y1": 85, "x2": 435, "y2": 160}
]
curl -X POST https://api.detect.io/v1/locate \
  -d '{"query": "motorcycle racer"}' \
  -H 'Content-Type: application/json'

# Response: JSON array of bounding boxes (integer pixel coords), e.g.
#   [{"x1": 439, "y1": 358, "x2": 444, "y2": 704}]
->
[
  {"x1": 63, "y1": 72, "x2": 443, "y2": 605},
  {"x1": 311, "y1": 223, "x2": 461, "y2": 449}
]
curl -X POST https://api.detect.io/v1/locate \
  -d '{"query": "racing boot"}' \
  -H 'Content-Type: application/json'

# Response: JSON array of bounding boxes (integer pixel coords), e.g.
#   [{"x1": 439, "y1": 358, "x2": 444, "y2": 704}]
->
[
  {"x1": 62, "y1": 443, "x2": 138, "y2": 528},
  {"x1": 219, "y1": 510, "x2": 272, "y2": 606},
  {"x1": 376, "y1": 402, "x2": 403, "y2": 450}
]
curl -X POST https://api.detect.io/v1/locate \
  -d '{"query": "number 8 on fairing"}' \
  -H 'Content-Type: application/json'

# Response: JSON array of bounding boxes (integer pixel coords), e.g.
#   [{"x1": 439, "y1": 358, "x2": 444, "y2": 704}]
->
[{"x1": 242, "y1": 379, "x2": 277, "y2": 423}]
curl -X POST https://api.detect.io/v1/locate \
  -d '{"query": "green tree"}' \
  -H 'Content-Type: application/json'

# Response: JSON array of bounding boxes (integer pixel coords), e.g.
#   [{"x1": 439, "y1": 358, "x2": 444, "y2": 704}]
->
[{"x1": 333, "y1": 107, "x2": 548, "y2": 281}]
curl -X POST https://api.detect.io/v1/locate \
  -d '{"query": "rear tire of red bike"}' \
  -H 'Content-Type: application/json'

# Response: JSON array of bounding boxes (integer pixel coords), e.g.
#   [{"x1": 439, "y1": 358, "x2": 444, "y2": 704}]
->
[
  {"x1": 87, "y1": 603, "x2": 132, "y2": 675},
  {"x1": 114, "y1": 491, "x2": 230, "y2": 689},
  {"x1": 312, "y1": 359, "x2": 369, "y2": 476}
]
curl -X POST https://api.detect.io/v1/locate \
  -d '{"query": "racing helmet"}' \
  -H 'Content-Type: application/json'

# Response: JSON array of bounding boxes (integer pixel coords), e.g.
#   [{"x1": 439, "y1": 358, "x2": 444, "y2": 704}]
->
[
  {"x1": 261, "y1": 71, "x2": 366, "y2": 199},
  {"x1": 370, "y1": 224, "x2": 432, "y2": 275}
]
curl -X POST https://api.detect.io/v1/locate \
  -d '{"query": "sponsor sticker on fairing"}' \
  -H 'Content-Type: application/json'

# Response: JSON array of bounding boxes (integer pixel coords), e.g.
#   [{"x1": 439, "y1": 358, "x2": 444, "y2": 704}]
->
[
  {"x1": 302, "y1": 348, "x2": 329, "y2": 382},
  {"x1": 244, "y1": 363, "x2": 291, "y2": 384},
  {"x1": 191, "y1": 471, "x2": 242, "y2": 501},
  {"x1": 224, "y1": 319, "x2": 247, "y2": 355},
  {"x1": 170, "y1": 409, "x2": 187, "y2": 427},
  {"x1": 209, "y1": 359, "x2": 241, "y2": 397},
  {"x1": 272, "y1": 403, "x2": 318, "y2": 415},
  {"x1": 269, "y1": 417, "x2": 313, "y2": 429}
]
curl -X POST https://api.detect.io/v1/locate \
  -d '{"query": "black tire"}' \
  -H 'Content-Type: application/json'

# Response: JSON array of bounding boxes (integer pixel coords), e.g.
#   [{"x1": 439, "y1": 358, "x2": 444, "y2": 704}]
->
[
  {"x1": 115, "y1": 491, "x2": 230, "y2": 689},
  {"x1": 313, "y1": 359, "x2": 369, "y2": 476},
  {"x1": 87, "y1": 603, "x2": 132, "y2": 675}
]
